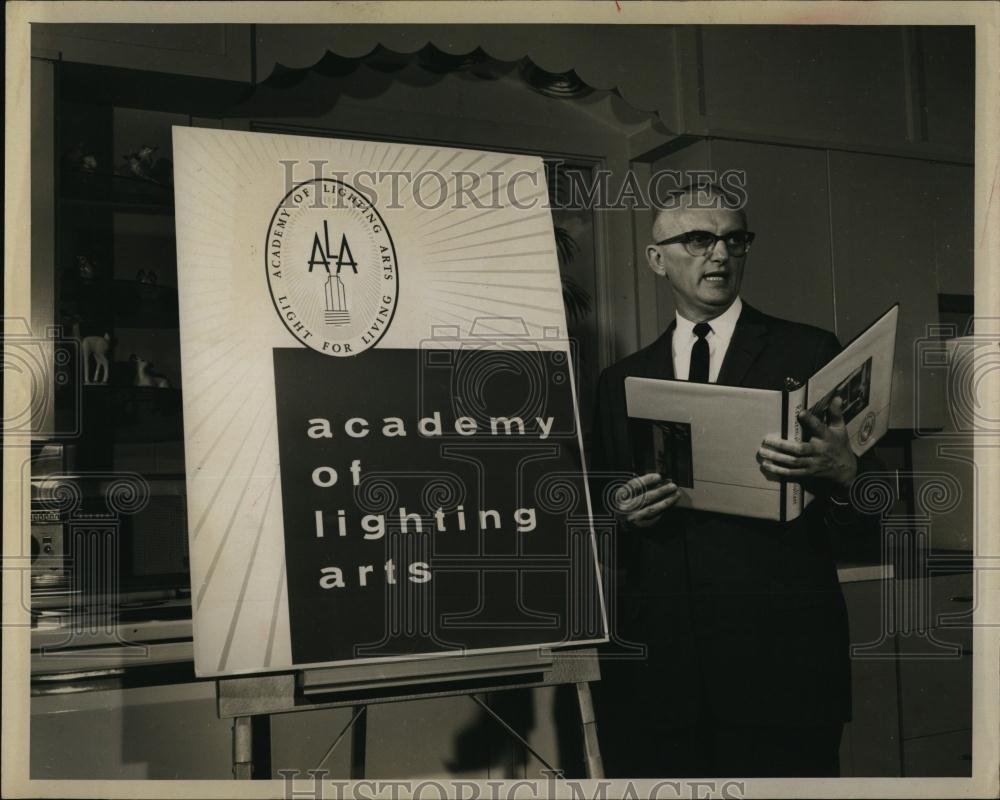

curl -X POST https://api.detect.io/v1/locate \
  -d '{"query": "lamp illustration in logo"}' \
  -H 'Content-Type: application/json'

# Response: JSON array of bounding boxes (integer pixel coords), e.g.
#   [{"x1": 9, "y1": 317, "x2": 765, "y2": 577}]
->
[
  {"x1": 309, "y1": 219, "x2": 358, "y2": 327},
  {"x1": 324, "y1": 275, "x2": 349, "y2": 326}
]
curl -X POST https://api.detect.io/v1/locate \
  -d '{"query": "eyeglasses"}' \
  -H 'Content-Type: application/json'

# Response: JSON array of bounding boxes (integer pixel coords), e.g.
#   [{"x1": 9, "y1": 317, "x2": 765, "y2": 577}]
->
[{"x1": 655, "y1": 230, "x2": 756, "y2": 257}]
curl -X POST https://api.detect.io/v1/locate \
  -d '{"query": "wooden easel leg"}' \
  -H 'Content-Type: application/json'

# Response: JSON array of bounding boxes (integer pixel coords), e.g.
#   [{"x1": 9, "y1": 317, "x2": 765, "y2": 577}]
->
[
  {"x1": 350, "y1": 704, "x2": 367, "y2": 779},
  {"x1": 233, "y1": 715, "x2": 272, "y2": 779},
  {"x1": 576, "y1": 682, "x2": 604, "y2": 779},
  {"x1": 233, "y1": 716, "x2": 253, "y2": 779}
]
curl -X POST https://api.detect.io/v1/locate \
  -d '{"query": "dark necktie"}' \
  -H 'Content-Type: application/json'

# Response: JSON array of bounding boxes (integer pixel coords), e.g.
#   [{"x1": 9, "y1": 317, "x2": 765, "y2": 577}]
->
[{"x1": 688, "y1": 322, "x2": 712, "y2": 383}]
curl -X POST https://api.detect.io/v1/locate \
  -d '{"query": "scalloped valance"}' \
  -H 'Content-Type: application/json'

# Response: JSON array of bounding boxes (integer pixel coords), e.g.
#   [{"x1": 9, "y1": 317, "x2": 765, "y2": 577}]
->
[{"x1": 253, "y1": 24, "x2": 680, "y2": 129}]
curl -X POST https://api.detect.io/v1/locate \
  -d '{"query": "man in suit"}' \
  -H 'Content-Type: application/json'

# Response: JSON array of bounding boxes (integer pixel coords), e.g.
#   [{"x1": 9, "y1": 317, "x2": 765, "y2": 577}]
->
[{"x1": 590, "y1": 185, "x2": 872, "y2": 778}]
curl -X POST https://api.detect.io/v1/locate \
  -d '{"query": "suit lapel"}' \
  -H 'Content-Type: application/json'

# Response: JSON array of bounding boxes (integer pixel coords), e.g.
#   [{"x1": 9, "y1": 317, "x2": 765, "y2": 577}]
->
[
  {"x1": 716, "y1": 303, "x2": 769, "y2": 387},
  {"x1": 641, "y1": 319, "x2": 676, "y2": 380}
]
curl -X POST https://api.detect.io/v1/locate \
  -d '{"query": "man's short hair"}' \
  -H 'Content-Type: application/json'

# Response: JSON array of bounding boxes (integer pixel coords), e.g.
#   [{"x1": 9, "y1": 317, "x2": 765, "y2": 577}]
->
[
  {"x1": 651, "y1": 183, "x2": 748, "y2": 239},
  {"x1": 660, "y1": 182, "x2": 744, "y2": 212}
]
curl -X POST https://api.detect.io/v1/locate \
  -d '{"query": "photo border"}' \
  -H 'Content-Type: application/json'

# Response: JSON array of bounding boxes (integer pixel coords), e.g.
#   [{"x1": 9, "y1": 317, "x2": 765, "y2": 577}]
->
[{"x1": 5, "y1": 2, "x2": 998, "y2": 798}]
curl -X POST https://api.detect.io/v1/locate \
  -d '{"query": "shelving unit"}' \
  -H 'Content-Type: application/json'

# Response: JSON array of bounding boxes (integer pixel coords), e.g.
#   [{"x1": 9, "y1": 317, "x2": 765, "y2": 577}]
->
[{"x1": 36, "y1": 61, "x2": 195, "y2": 612}]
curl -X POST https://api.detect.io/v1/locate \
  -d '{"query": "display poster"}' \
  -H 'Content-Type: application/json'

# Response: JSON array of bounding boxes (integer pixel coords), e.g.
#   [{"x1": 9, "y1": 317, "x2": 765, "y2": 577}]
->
[{"x1": 172, "y1": 128, "x2": 607, "y2": 676}]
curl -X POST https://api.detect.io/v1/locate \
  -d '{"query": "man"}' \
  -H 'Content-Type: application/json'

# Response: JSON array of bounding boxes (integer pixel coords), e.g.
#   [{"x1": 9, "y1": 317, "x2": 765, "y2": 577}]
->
[{"x1": 590, "y1": 185, "x2": 872, "y2": 778}]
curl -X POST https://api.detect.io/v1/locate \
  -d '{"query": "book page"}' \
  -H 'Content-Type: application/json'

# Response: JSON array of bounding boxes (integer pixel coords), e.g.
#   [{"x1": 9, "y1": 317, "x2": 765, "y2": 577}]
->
[
  {"x1": 807, "y1": 305, "x2": 899, "y2": 454},
  {"x1": 626, "y1": 377, "x2": 784, "y2": 519}
]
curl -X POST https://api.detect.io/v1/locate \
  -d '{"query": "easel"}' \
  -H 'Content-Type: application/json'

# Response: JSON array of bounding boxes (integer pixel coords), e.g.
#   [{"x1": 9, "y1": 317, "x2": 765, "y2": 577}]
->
[{"x1": 217, "y1": 647, "x2": 603, "y2": 780}]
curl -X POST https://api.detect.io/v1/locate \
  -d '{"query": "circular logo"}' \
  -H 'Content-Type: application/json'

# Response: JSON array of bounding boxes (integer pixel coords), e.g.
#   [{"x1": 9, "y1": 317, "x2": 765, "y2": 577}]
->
[
  {"x1": 858, "y1": 411, "x2": 877, "y2": 445},
  {"x1": 265, "y1": 178, "x2": 399, "y2": 356}
]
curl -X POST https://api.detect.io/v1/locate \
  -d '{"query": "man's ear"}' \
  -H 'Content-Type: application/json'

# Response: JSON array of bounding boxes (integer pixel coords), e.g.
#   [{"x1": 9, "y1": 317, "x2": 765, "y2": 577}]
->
[{"x1": 646, "y1": 245, "x2": 668, "y2": 277}]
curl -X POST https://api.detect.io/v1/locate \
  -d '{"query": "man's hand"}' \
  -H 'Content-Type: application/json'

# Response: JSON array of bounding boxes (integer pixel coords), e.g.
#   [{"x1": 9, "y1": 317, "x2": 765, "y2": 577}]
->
[
  {"x1": 757, "y1": 397, "x2": 859, "y2": 489},
  {"x1": 612, "y1": 472, "x2": 681, "y2": 528}
]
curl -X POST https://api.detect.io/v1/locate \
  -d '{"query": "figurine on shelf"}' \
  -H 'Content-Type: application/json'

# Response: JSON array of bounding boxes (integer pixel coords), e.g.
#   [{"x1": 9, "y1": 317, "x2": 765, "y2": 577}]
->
[
  {"x1": 76, "y1": 255, "x2": 97, "y2": 281},
  {"x1": 136, "y1": 269, "x2": 159, "y2": 286},
  {"x1": 82, "y1": 333, "x2": 112, "y2": 385},
  {"x1": 132, "y1": 355, "x2": 171, "y2": 388},
  {"x1": 64, "y1": 141, "x2": 99, "y2": 173},
  {"x1": 122, "y1": 145, "x2": 158, "y2": 181}
]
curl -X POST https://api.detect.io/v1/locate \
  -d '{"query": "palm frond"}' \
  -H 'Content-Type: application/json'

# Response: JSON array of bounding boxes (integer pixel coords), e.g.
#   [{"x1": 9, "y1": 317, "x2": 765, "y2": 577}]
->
[
  {"x1": 554, "y1": 225, "x2": 579, "y2": 268},
  {"x1": 561, "y1": 273, "x2": 593, "y2": 323}
]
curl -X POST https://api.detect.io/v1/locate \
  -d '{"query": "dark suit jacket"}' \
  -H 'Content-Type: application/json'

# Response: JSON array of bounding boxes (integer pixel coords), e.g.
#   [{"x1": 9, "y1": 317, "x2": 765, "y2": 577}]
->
[{"x1": 590, "y1": 303, "x2": 866, "y2": 745}]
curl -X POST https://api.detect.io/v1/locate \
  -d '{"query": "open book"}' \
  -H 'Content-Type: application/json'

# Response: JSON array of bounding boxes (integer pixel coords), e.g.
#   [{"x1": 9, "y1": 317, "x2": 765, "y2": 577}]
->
[{"x1": 626, "y1": 305, "x2": 898, "y2": 521}]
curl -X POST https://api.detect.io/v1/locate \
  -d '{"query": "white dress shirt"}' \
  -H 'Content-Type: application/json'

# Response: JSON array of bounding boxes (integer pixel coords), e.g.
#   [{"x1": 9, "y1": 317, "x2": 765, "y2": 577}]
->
[{"x1": 671, "y1": 297, "x2": 743, "y2": 383}]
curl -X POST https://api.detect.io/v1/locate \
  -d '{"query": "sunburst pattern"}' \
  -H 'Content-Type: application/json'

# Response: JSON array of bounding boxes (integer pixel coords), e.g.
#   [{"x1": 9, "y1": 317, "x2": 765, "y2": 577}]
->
[{"x1": 174, "y1": 128, "x2": 571, "y2": 677}]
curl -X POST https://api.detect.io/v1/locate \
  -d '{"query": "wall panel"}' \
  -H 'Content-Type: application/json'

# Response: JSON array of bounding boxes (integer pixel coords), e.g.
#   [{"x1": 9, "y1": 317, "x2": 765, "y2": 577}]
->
[
  {"x1": 827, "y1": 150, "x2": 943, "y2": 428},
  {"x1": 697, "y1": 27, "x2": 910, "y2": 148},
  {"x1": 709, "y1": 139, "x2": 837, "y2": 334}
]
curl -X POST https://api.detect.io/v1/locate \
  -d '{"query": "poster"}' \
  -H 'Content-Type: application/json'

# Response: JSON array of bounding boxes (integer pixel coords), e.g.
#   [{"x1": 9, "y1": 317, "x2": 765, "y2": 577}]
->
[{"x1": 172, "y1": 127, "x2": 607, "y2": 676}]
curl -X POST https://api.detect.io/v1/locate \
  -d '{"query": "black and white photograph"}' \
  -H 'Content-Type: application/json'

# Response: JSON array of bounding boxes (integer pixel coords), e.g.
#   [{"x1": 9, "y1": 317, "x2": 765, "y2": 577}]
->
[
  {"x1": 3, "y1": 2, "x2": 998, "y2": 799},
  {"x1": 811, "y1": 357, "x2": 873, "y2": 427}
]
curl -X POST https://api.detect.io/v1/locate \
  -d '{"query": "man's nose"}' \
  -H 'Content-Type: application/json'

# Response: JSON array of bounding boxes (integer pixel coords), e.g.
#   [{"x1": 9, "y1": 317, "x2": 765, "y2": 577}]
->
[{"x1": 708, "y1": 238, "x2": 729, "y2": 263}]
